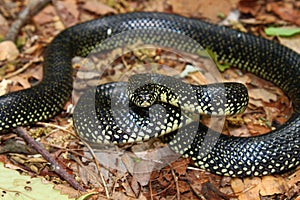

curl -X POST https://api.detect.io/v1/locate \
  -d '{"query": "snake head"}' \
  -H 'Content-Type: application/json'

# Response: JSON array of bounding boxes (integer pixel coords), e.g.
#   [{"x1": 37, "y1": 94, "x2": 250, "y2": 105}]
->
[
  {"x1": 127, "y1": 73, "x2": 161, "y2": 107},
  {"x1": 128, "y1": 84, "x2": 158, "y2": 107}
]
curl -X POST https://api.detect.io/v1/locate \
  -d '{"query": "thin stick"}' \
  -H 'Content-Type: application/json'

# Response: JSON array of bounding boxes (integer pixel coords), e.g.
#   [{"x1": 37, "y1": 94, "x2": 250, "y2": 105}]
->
[
  {"x1": 149, "y1": 179, "x2": 154, "y2": 200},
  {"x1": 4, "y1": 58, "x2": 41, "y2": 79},
  {"x1": 170, "y1": 165, "x2": 180, "y2": 200},
  {"x1": 81, "y1": 140, "x2": 110, "y2": 198},
  {"x1": 14, "y1": 127, "x2": 86, "y2": 192},
  {"x1": 5, "y1": 0, "x2": 51, "y2": 42}
]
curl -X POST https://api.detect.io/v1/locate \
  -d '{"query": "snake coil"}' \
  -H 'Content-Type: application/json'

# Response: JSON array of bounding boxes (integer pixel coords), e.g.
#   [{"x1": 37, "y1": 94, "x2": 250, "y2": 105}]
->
[{"x1": 0, "y1": 12, "x2": 299, "y2": 177}]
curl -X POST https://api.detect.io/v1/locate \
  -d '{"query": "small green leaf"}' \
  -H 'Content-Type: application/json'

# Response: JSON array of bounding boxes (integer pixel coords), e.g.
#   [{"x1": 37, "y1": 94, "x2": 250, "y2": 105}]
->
[
  {"x1": 77, "y1": 192, "x2": 98, "y2": 200},
  {"x1": 205, "y1": 48, "x2": 231, "y2": 72},
  {"x1": 265, "y1": 27, "x2": 300, "y2": 37},
  {"x1": 217, "y1": 12, "x2": 226, "y2": 19}
]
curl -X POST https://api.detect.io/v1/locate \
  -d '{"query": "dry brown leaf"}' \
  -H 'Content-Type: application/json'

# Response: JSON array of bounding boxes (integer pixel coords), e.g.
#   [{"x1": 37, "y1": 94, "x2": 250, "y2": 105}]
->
[
  {"x1": 238, "y1": 0, "x2": 262, "y2": 16},
  {"x1": 167, "y1": 0, "x2": 232, "y2": 22},
  {"x1": 53, "y1": 184, "x2": 81, "y2": 199},
  {"x1": 232, "y1": 176, "x2": 289, "y2": 199},
  {"x1": 255, "y1": 14, "x2": 278, "y2": 24},
  {"x1": 132, "y1": 170, "x2": 152, "y2": 187},
  {"x1": 0, "y1": 13, "x2": 9, "y2": 37},
  {"x1": 288, "y1": 169, "x2": 300, "y2": 187},
  {"x1": 78, "y1": 161, "x2": 104, "y2": 188},
  {"x1": 260, "y1": 175, "x2": 288, "y2": 196},
  {"x1": 231, "y1": 177, "x2": 261, "y2": 200},
  {"x1": 270, "y1": 2, "x2": 300, "y2": 26},
  {"x1": 178, "y1": 180, "x2": 190, "y2": 193},
  {"x1": 82, "y1": 0, "x2": 117, "y2": 15},
  {"x1": 57, "y1": 0, "x2": 79, "y2": 26},
  {"x1": 228, "y1": 123, "x2": 250, "y2": 137},
  {"x1": 170, "y1": 158, "x2": 189, "y2": 176},
  {"x1": 8, "y1": 65, "x2": 43, "y2": 91},
  {"x1": 246, "y1": 122, "x2": 271, "y2": 135},
  {"x1": 28, "y1": 64, "x2": 43, "y2": 81},
  {"x1": 144, "y1": 0, "x2": 165, "y2": 12},
  {"x1": 0, "y1": 79, "x2": 13, "y2": 95},
  {"x1": 23, "y1": 44, "x2": 39, "y2": 55},
  {"x1": 243, "y1": 113, "x2": 271, "y2": 135},
  {"x1": 248, "y1": 88, "x2": 277, "y2": 103},
  {"x1": 128, "y1": 177, "x2": 140, "y2": 197},
  {"x1": 263, "y1": 106, "x2": 280, "y2": 124},
  {"x1": 33, "y1": 5, "x2": 56, "y2": 25},
  {"x1": 248, "y1": 98, "x2": 263, "y2": 108},
  {"x1": 111, "y1": 191, "x2": 147, "y2": 200},
  {"x1": 279, "y1": 34, "x2": 300, "y2": 54},
  {"x1": 230, "y1": 178, "x2": 244, "y2": 193},
  {"x1": 223, "y1": 69, "x2": 251, "y2": 85},
  {"x1": 0, "y1": 41, "x2": 19, "y2": 61}
]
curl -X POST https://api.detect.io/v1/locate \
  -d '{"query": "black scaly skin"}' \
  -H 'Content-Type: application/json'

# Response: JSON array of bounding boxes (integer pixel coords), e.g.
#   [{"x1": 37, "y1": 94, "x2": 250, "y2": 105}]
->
[{"x1": 0, "y1": 12, "x2": 299, "y2": 177}]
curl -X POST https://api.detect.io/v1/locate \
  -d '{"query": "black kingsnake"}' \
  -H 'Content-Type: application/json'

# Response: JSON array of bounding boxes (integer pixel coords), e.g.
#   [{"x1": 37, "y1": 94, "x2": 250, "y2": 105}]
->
[{"x1": 0, "y1": 12, "x2": 299, "y2": 177}]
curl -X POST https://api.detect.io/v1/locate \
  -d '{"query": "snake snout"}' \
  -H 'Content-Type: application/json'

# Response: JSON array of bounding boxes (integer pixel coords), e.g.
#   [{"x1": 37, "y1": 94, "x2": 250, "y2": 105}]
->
[{"x1": 132, "y1": 89, "x2": 157, "y2": 107}]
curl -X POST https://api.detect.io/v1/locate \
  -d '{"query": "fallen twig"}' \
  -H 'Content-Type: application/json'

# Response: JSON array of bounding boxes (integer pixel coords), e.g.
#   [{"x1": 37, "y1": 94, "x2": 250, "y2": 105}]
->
[
  {"x1": 14, "y1": 127, "x2": 86, "y2": 192},
  {"x1": 5, "y1": 0, "x2": 51, "y2": 42},
  {"x1": 170, "y1": 164, "x2": 180, "y2": 200}
]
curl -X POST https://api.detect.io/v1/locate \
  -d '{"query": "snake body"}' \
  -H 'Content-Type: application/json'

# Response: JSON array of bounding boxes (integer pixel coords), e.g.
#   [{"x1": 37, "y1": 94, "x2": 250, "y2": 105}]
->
[
  {"x1": 127, "y1": 73, "x2": 249, "y2": 115},
  {"x1": 0, "y1": 12, "x2": 299, "y2": 177}
]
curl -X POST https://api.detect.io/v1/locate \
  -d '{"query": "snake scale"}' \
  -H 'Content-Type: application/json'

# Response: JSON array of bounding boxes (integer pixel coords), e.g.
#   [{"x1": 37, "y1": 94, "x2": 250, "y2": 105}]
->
[{"x1": 0, "y1": 12, "x2": 299, "y2": 177}]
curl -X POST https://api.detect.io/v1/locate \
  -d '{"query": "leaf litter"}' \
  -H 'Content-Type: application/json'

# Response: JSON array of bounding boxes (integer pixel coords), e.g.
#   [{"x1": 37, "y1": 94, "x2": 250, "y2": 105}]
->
[{"x1": 0, "y1": 0, "x2": 299, "y2": 199}]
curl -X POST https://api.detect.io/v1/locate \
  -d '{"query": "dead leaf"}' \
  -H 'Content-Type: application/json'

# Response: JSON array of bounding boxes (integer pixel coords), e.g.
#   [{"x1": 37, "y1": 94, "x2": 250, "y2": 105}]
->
[
  {"x1": 228, "y1": 123, "x2": 250, "y2": 137},
  {"x1": 144, "y1": 0, "x2": 165, "y2": 12},
  {"x1": 263, "y1": 106, "x2": 280, "y2": 124},
  {"x1": 270, "y1": 2, "x2": 300, "y2": 26},
  {"x1": 23, "y1": 44, "x2": 39, "y2": 55},
  {"x1": 111, "y1": 191, "x2": 147, "y2": 200},
  {"x1": 132, "y1": 170, "x2": 152, "y2": 187},
  {"x1": 78, "y1": 161, "x2": 104, "y2": 188},
  {"x1": 288, "y1": 169, "x2": 300, "y2": 187},
  {"x1": 0, "y1": 13, "x2": 9, "y2": 37},
  {"x1": 167, "y1": 0, "x2": 233, "y2": 22},
  {"x1": 247, "y1": 123, "x2": 271, "y2": 136},
  {"x1": 129, "y1": 176, "x2": 140, "y2": 197},
  {"x1": 260, "y1": 175, "x2": 288, "y2": 196},
  {"x1": 33, "y1": 5, "x2": 56, "y2": 25},
  {"x1": 243, "y1": 113, "x2": 271, "y2": 135},
  {"x1": 177, "y1": 180, "x2": 190, "y2": 193},
  {"x1": 230, "y1": 178, "x2": 244, "y2": 193},
  {"x1": 8, "y1": 65, "x2": 43, "y2": 90},
  {"x1": 0, "y1": 79, "x2": 13, "y2": 95},
  {"x1": 249, "y1": 98, "x2": 263, "y2": 108},
  {"x1": 0, "y1": 41, "x2": 19, "y2": 61},
  {"x1": 82, "y1": 0, "x2": 117, "y2": 15},
  {"x1": 53, "y1": 184, "x2": 81, "y2": 199},
  {"x1": 231, "y1": 177, "x2": 261, "y2": 200},
  {"x1": 170, "y1": 158, "x2": 189, "y2": 176},
  {"x1": 232, "y1": 176, "x2": 289, "y2": 199},
  {"x1": 238, "y1": 0, "x2": 262, "y2": 16},
  {"x1": 255, "y1": 14, "x2": 278, "y2": 24},
  {"x1": 53, "y1": 0, "x2": 79, "y2": 27},
  {"x1": 248, "y1": 88, "x2": 277, "y2": 103},
  {"x1": 278, "y1": 34, "x2": 300, "y2": 54}
]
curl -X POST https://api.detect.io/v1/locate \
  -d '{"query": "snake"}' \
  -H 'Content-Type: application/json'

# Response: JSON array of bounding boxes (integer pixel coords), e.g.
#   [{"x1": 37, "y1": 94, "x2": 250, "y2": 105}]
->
[{"x1": 0, "y1": 12, "x2": 299, "y2": 177}]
